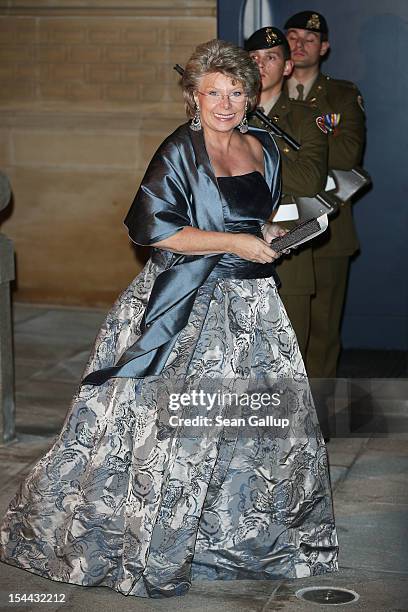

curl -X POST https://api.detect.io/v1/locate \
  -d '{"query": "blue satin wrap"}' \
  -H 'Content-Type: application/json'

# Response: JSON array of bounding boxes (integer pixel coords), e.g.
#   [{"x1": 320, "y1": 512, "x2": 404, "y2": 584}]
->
[{"x1": 82, "y1": 123, "x2": 281, "y2": 385}]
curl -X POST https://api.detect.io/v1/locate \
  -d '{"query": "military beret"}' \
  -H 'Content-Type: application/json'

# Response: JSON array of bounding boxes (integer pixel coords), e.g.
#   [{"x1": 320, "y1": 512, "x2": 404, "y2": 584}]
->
[
  {"x1": 244, "y1": 26, "x2": 290, "y2": 57},
  {"x1": 284, "y1": 11, "x2": 328, "y2": 35}
]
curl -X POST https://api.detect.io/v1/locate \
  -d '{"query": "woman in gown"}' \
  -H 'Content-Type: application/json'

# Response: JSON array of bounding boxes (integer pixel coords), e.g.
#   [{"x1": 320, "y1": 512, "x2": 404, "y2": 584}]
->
[{"x1": 0, "y1": 39, "x2": 338, "y2": 598}]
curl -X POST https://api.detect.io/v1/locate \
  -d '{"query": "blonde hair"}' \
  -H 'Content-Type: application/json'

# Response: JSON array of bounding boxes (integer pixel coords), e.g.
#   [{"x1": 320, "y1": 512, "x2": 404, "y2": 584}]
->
[{"x1": 181, "y1": 39, "x2": 261, "y2": 118}]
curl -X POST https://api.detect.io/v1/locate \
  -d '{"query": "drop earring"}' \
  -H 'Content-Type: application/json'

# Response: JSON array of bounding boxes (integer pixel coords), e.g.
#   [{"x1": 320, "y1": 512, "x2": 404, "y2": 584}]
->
[
  {"x1": 190, "y1": 103, "x2": 202, "y2": 131},
  {"x1": 238, "y1": 100, "x2": 249, "y2": 133}
]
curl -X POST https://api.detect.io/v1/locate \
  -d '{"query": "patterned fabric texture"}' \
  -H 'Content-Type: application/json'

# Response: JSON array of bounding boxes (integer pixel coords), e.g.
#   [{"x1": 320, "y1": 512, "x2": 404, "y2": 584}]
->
[{"x1": 0, "y1": 254, "x2": 338, "y2": 598}]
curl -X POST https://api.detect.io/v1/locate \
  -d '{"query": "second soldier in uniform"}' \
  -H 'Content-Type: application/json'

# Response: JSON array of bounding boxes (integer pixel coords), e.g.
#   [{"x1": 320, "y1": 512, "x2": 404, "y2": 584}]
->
[
  {"x1": 284, "y1": 11, "x2": 366, "y2": 436},
  {"x1": 284, "y1": 11, "x2": 366, "y2": 380},
  {"x1": 245, "y1": 27, "x2": 328, "y2": 357}
]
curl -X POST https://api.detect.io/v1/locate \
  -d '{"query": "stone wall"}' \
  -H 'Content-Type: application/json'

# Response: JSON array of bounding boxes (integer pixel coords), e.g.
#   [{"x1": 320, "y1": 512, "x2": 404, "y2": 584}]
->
[{"x1": 0, "y1": 0, "x2": 216, "y2": 306}]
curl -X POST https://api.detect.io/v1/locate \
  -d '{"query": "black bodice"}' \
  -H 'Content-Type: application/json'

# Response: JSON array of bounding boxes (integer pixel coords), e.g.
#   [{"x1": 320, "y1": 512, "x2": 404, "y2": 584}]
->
[
  {"x1": 208, "y1": 171, "x2": 278, "y2": 281},
  {"x1": 218, "y1": 171, "x2": 273, "y2": 232}
]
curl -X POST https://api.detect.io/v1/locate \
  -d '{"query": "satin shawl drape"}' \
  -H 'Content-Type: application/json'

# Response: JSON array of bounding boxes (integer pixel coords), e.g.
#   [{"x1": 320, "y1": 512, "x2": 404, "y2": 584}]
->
[{"x1": 82, "y1": 122, "x2": 281, "y2": 385}]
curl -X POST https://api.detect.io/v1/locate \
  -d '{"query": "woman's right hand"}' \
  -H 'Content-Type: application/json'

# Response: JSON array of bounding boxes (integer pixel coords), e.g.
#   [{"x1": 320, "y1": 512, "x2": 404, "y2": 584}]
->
[{"x1": 230, "y1": 234, "x2": 280, "y2": 263}]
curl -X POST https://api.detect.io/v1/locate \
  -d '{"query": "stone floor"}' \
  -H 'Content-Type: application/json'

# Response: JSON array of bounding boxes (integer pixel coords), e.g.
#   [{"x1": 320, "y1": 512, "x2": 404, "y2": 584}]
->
[{"x1": 0, "y1": 303, "x2": 407, "y2": 611}]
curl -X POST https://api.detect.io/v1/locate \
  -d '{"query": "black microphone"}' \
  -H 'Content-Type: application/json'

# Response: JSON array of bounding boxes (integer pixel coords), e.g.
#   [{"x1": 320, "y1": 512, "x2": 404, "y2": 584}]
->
[{"x1": 251, "y1": 108, "x2": 300, "y2": 151}]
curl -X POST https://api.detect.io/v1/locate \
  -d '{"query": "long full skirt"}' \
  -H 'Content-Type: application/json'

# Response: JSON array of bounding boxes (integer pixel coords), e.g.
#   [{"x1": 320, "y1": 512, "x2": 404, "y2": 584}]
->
[{"x1": 0, "y1": 257, "x2": 338, "y2": 598}]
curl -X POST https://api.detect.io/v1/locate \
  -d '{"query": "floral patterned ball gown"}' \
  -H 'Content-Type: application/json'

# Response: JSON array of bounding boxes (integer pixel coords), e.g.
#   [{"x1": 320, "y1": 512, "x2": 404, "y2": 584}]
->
[{"x1": 0, "y1": 124, "x2": 338, "y2": 598}]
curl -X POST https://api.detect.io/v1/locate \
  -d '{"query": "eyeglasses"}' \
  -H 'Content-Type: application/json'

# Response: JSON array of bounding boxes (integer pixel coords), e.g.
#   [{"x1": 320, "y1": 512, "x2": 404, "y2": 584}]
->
[{"x1": 197, "y1": 90, "x2": 247, "y2": 103}]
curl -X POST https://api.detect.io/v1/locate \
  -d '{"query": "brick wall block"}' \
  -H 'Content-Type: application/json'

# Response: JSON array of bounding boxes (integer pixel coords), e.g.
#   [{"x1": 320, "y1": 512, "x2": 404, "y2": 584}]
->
[
  {"x1": 37, "y1": 45, "x2": 68, "y2": 63},
  {"x1": 0, "y1": 131, "x2": 11, "y2": 165},
  {"x1": 39, "y1": 22, "x2": 87, "y2": 45},
  {"x1": 88, "y1": 26, "x2": 122, "y2": 45},
  {"x1": 121, "y1": 26, "x2": 159, "y2": 45},
  {"x1": 0, "y1": 20, "x2": 15, "y2": 44},
  {"x1": 70, "y1": 45, "x2": 102, "y2": 63},
  {"x1": 0, "y1": 18, "x2": 37, "y2": 44},
  {"x1": 105, "y1": 46, "x2": 140, "y2": 63},
  {"x1": 15, "y1": 63, "x2": 40, "y2": 80},
  {"x1": 121, "y1": 64, "x2": 157, "y2": 83},
  {"x1": 67, "y1": 83, "x2": 103, "y2": 102},
  {"x1": 140, "y1": 83, "x2": 182, "y2": 103},
  {"x1": 87, "y1": 64, "x2": 121, "y2": 84},
  {"x1": 0, "y1": 64, "x2": 15, "y2": 80},
  {"x1": 0, "y1": 45, "x2": 34, "y2": 62},
  {"x1": 48, "y1": 63, "x2": 85, "y2": 82},
  {"x1": 140, "y1": 132, "x2": 170, "y2": 166},
  {"x1": 0, "y1": 81, "x2": 35, "y2": 101},
  {"x1": 141, "y1": 46, "x2": 195, "y2": 64},
  {"x1": 104, "y1": 84, "x2": 140, "y2": 103},
  {"x1": 12, "y1": 130, "x2": 141, "y2": 168},
  {"x1": 38, "y1": 82, "x2": 68, "y2": 101},
  {"x1": 169, "y1": 20, "x2": 216, "y2": 44}
]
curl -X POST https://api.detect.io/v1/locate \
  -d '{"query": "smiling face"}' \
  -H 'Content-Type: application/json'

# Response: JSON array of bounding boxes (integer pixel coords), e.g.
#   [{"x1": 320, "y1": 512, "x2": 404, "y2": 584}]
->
[
  {"x1": 249, "y1": 46, "x2": 293, "y2": 96},
  {"x1": 286, "y1": 28, "x2": 329, "y2": 69},
  {"x1": 194, "y1": 72, "x2": 247, "y2": 134}
]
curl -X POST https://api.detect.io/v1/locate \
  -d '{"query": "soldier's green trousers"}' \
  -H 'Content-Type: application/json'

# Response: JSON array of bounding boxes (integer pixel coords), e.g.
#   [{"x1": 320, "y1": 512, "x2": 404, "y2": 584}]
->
[{"x1": 306, "y1": 256, "x2": 350, "y2": 379}]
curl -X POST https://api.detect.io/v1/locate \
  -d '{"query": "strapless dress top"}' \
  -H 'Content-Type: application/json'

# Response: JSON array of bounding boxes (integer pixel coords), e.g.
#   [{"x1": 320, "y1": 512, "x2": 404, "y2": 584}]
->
[{"x1": 209, "y1": 171, "x2": 278, "y2": 281}]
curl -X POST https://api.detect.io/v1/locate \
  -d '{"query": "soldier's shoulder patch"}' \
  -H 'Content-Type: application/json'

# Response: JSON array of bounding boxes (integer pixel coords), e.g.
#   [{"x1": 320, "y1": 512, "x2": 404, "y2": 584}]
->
[{"x1": 357, "y1": 94, "x2": 365, "y2": 112}]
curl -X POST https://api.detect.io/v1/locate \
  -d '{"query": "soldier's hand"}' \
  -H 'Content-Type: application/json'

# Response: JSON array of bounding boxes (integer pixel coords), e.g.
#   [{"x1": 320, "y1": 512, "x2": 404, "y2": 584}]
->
[{"x1": 262, "y1": 222, "x2": 288, "y2": 243}]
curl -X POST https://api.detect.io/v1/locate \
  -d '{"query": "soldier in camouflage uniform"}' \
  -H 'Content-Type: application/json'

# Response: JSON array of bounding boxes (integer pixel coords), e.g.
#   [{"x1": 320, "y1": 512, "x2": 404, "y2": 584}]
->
[
  {"x1": 245, "y1": 27, "x2": 328, "y2": 357},
  {"x1": 284, "y1": 11, "x2": 366, "y2": 382}
]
